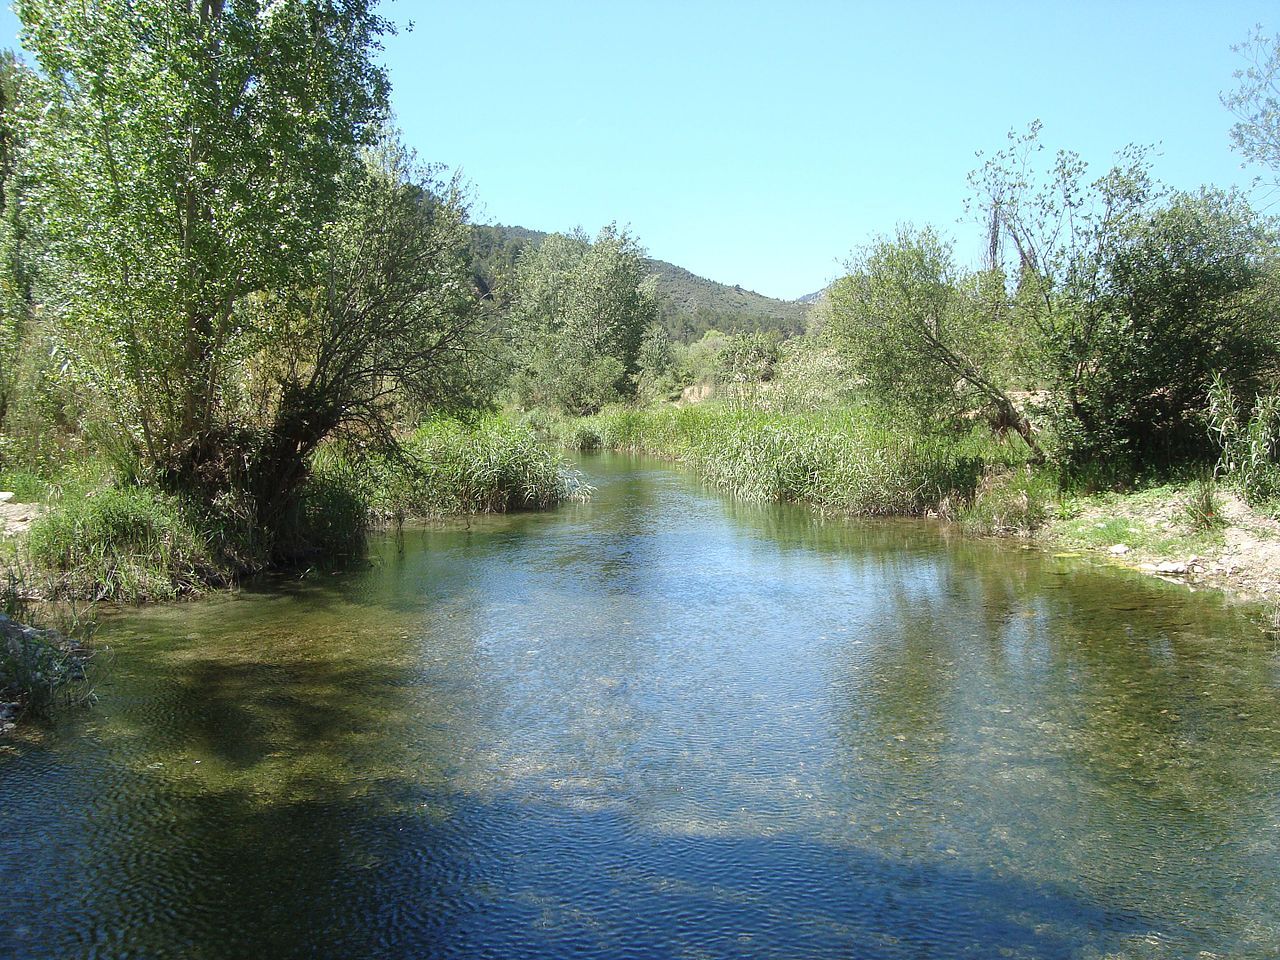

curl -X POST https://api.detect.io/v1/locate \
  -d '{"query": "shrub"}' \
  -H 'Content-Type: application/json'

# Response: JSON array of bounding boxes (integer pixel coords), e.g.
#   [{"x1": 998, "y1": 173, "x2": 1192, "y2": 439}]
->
[
  {"x1": 1181, "y1": 474, "x2": 1227, "y2": 532},
  {"x1": 960, "y1": 467, "x2": 1055, "y2": 535}
]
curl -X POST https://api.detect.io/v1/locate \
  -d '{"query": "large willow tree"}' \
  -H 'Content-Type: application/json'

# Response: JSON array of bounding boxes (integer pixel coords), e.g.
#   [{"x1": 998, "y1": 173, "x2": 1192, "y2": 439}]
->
[{"x1": 17, "y1": 1, "x2": 485, "y2": 539}]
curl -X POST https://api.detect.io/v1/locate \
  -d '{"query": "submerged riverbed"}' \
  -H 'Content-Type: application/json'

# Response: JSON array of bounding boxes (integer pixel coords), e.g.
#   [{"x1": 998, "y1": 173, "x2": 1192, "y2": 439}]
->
[{"x1": 3, "y1": 454, "x2": 1279, "y2": 959}]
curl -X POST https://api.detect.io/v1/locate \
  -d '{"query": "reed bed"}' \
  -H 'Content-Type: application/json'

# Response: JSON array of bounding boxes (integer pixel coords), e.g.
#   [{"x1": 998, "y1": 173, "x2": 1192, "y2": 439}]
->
[{"x1": 553, "y1": 404, "x2": 1018, "y2": 516}]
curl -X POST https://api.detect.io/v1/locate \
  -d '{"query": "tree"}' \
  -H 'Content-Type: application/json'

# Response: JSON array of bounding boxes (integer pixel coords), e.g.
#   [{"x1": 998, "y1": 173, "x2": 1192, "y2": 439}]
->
[
  {"x1": 1222, "y1": 27, "x2": 1280, "y2": 190},
  {"x1": 826, "y1": 225, "x2": 1041, "y2": 456},
  {"x1": 0, "y1": 51, "x2": 34, "y2": 423},
  {"x1": 636, "y1": 322, "x2": 676, "y2": 400},
  {"x1": 241, "y1": 139, "x2": 488, "y2": 534},
  {"x1": 509, "y1": 224, "x2": 657, "y2": 414},
  {"x1": 972, "y1": 123, "x2": 1277, "y2": 471},
  {"x1": 16, "y1": 0, "x2": 392, "y2": 486},
  {"x1": 1076, "y1": 189, "x2": 1280, "y2": 465}
]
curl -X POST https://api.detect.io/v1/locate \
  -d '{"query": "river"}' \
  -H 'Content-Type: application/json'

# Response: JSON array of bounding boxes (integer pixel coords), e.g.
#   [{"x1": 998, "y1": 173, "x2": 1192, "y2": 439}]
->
[{"x1": 2, "y1": 454, "x2": 1278, "y2": 959}]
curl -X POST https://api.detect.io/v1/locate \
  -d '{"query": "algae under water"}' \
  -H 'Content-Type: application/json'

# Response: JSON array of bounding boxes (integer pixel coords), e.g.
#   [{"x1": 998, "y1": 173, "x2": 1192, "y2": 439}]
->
[{"x1": 2, "y1": 455, "x2": 1278, "y2": 958}]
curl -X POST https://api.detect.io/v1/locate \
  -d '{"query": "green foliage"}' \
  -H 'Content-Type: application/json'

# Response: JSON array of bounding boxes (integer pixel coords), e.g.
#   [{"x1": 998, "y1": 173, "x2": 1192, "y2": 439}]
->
[
  {"x1": 0, "y1": 468, "x2": 44, "y2": 502},
  {"x1": 716, "y1": 331, "x2": 782, "y2": 385},
  {"x1": 825, "y1": 225, "x2": 1036, "y2": 451},
  {"x1": 16, "y1": 0, "x2": 394, "y2": 478},
  {"x1": 1181, "y1": 475, "x2": 1226, "y2": 532},
  {"x1": 398, "y1": 417, "x2": 590, "y2": 515},
  {"x1": 636, "y1": 323, "x2": 678, "y2": 401},
  {"x1": 0, "y1": 51, "x2": 37, "y2": 424},
  {"x1": 26, "y1": 483, "x2": 217, "y2": 601},
  {"x1": 766, "y1": 335, "x2": 862, "y2": 413},
  {"x1": 1063, "y1": 189, "x2": 1279, "y2": 468},
  {"x1": 828, "y1": 226, "x2": 967, "y2": 424},
  {"x1": 1208, "y1": 371, "x2": 1280, "y2": 505},
  {"x1": 241, "y1": 137, "x2": 489, "y2": 529},
  {"x1": 271, "y1": 464, "x2": 371, "y2": 568},
  {"x1": 674, "y1": 329, "x2": 731, "y2": 386},
  {"x1": 561, "y1": 404, "x2": 989, "y2": 516},
  {"x1": 314, "y1": 415, "x2": 590, "y2": 521},
  {"x1": 649, "y1": 263, "x2": 809, "y2": 341},
  {"x1": 8, "y1": 0, "x2": 493, "y2": 552},
  {"x1": 510, "y1": 225, "x2": 656, "y2": 415},
  {"x1": 960, "y1": 467, "x2": 1055, "y2": 535},
  {"x1": 970, "y1": 123, "x2": 1277, "y2": 474}
]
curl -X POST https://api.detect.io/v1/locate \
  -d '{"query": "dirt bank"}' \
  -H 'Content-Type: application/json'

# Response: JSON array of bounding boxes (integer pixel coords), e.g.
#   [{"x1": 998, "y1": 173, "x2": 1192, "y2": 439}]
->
[{"x1": 1047, "y1": 487, "x2": 1280, "y2": 605}]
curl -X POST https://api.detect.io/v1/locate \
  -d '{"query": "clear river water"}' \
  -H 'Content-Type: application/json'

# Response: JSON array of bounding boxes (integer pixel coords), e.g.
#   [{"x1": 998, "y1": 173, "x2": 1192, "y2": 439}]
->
[{"x1": 3, "y1": 454, "x2": 1279, "y2": 959}]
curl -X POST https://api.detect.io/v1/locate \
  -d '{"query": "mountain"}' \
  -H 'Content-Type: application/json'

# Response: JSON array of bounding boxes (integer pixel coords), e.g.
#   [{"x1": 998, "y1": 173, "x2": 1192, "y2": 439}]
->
[
  {"x1": 644, "y1": 260, "x2": 810, "y2": 341},
  {"x1": 469, "y1": 223, "x2": 810, "y2": 343}
]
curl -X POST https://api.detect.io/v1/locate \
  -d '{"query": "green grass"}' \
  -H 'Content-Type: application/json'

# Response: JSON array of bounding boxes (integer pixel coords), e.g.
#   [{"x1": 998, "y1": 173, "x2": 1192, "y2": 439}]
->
[
  {"x1": 548, "y1": 403, "x2": 1030, "y2": 516},
  {"x1": 8, "y1": 416, "x2": 583, "y2": 596},
  {"x1": 315, "y1": 414, "x2": 591, "y2": 523},
  {"x1": 1047, "y1": 482, "x2": 1228, "y2": 557},
  {"x1": 960, "y1": 467, "x2": 1056, "y2": 535},
  {"x1": 401, "y1": 416, "x2": 590, "y2": 515},
  {"x1": 0, "y1": 470, "x2": 48, "y2": 503},
  {"x1": 25, "y1": 483, "x2": 218, "y2": 601}
]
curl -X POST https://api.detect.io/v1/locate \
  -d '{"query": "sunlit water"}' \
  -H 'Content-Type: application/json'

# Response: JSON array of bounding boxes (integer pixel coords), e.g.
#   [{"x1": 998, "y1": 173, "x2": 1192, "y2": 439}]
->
[{"x1": 3, "y1": 455, "x2": 1279, "y2": 959}]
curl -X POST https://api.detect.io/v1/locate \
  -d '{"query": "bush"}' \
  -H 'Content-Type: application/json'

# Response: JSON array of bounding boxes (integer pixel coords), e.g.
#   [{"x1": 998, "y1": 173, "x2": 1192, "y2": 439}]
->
[
  {"x1": 26, "y1": 483, "x2": 216, "y2": 600},
  {"x1": 1181, "y1": 475, "x2": 1227, "y2": 532},
  {"x1": 1049, "y1": 190, "x2": 1279, "y2": 473},
  {"x1": 960, "y1": 467, "x2": 1055, "y2": 535}
]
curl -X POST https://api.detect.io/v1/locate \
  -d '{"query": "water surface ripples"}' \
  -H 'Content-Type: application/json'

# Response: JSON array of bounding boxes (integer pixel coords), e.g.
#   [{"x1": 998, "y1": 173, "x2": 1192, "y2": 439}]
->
[{"x1": 2, "y1": 455, "x2": 1278, "y2": 958}]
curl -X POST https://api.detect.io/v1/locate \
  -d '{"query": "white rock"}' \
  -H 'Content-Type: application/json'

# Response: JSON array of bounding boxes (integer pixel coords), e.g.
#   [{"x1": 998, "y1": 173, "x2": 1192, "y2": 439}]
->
[
  {"x1": 1109, "y1": 544, "x2": 1131, "y2": 555},
  {"x1": 0, "y1": 492, "x2": 13, "y2": 503},
  {"x1": 1156, "y1": 560, "x2": 1188, "y2": 574}
]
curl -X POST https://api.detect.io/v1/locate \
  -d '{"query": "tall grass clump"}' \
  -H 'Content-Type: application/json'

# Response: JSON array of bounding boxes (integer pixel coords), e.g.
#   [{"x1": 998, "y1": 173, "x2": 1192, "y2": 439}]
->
[
  {"x1": 313, "y1": 415, "x2": 591, "y2": 524},
  {"x1": 271, "y1": 458, "x2": 372, "y2": 567},
  {"x1": 959, "y1": 467, "x2": 1056, "y2": 535},
  {"x1": 398, "y1": 416, "x2": 591, "y2": 515},
  {"x1": 565, "y1": 404, "x2": 993, "y2": 516},
  {"x1": 1181, "y1": 473, "x2": 1227, "y2": 532},
  {"x1": 1208, "y1": 372, "x2": 1280, "y2": 507},
  {"x1": 25, "y1": 483, "x2": 217, "y2": 601}
]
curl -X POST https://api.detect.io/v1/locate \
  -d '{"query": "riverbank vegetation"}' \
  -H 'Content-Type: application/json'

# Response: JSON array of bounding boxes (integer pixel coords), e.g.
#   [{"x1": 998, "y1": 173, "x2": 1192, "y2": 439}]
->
[
  {"x1": 0, "y1": 3, "x2": 591, "y2": 613},
  {"x1": 0, "y1": 5, "x2": 1278, "y2": 623}
]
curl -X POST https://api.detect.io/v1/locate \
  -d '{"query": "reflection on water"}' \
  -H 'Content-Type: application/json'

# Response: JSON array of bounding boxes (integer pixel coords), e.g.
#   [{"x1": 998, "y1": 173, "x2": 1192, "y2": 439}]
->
[{"x1": 2, "y1": 453, "x2": 1278, "y2": 958}]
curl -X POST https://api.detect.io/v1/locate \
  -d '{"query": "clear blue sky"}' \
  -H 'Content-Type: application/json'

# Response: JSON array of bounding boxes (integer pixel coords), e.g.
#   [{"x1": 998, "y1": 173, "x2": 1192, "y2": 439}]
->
[{"x1": 2, "y1": 1, "x2": 1275, "y2": 299}]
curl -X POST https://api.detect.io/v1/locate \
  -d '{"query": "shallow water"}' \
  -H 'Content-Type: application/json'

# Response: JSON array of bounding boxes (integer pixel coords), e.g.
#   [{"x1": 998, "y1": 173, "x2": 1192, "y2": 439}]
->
[{"x1": 3, "y1": 454, "x2": 1279, "y2": 959}]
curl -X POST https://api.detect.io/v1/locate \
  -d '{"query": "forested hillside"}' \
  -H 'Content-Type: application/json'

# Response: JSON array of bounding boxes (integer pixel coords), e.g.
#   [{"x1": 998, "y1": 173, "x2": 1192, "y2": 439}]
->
[{"x1": 470, "y1": 224, "x2": 809, "y2": 342}]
